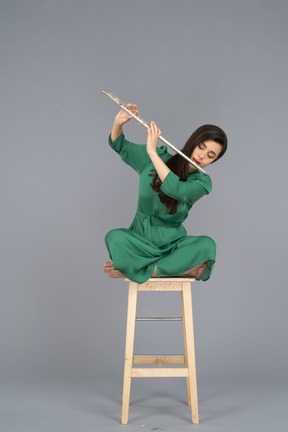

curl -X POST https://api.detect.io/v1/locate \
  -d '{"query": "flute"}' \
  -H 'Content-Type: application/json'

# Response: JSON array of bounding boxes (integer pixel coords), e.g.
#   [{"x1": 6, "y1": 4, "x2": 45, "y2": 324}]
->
[{"x1": 102, "y1": 91, "x2": 206, "y2": 174}]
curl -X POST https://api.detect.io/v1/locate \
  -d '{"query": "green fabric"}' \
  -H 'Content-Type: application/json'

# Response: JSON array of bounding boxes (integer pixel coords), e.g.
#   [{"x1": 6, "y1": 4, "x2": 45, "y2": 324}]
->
[{"x1": 105, "y1": 133, "x2": 216, "y2": 284}]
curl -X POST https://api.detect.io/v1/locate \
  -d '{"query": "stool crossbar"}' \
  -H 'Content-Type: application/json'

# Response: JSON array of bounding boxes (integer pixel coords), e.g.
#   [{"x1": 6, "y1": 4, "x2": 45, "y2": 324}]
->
[{"x1": 121, "y1": 278, "x2": 199, "y2": 424}]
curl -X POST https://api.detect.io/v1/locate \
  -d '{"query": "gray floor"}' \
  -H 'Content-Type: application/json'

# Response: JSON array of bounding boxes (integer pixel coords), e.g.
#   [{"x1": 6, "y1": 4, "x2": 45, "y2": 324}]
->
[{"x1": 1, "y1": 378, "x2": 287, "y2": 432}]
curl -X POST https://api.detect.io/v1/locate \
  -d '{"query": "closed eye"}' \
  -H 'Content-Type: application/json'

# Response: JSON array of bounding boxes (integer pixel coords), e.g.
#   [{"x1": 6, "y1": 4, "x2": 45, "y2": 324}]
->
[{"x1": 198, "y1": 143, "x2": 217, "y2": 159}]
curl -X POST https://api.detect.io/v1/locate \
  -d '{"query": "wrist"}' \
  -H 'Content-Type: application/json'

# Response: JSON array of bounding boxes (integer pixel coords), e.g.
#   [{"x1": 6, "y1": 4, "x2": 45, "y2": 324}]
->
[
  {"x1": 114, "y1": 118, "x2": 123, "y2": 127},
  {"x1": 147, "y1": 149, "x2": 158, "y2": 157}
]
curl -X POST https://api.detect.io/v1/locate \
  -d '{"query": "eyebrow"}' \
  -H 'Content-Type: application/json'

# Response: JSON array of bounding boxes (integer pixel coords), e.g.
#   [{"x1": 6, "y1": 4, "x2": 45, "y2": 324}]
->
[{"x1": 201, "y1": 142, "x2": 217, "y2": 157}]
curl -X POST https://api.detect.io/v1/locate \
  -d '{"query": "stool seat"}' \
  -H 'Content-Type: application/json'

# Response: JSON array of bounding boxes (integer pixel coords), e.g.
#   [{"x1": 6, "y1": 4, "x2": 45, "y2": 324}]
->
[{"x1": 121, "y1": 277, "x2": 199, "y2": 424}]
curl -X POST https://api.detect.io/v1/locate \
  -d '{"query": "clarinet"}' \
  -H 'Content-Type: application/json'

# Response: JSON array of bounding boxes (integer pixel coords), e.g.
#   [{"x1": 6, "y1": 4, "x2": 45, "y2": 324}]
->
[{"x1": 102, "y1": 91, "x2": 206, "y2": 174}]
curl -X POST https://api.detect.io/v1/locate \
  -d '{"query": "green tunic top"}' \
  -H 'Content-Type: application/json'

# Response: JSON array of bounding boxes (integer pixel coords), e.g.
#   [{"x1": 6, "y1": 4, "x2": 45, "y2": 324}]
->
[{"x1": 105, "y1": 133, "x2": 215, "y2": 283}]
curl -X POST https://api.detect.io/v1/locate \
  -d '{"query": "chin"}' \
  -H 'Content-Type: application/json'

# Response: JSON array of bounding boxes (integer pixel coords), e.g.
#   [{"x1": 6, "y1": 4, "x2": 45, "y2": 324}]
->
[{"x1": 188, "y1": 165, "x2": 197, "y2": 172}]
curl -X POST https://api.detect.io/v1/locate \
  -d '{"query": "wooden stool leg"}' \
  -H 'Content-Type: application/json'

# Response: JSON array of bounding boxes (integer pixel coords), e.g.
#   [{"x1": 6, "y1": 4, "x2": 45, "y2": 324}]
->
[
  {"x1": 121, "y1": 282, "x2": 138, "y2": 424},
  {"x1": 181, "y1": 291, "x2": 191, "y2": 406},
  {"x1": 182, "y1": 282, "x2": 199, "y2": 424}
]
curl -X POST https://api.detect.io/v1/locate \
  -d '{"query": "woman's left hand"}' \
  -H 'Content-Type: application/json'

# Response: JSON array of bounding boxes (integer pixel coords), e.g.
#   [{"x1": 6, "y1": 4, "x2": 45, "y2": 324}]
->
[{"x1": 146, "y1": 121, "x2": 162, "y2": 155}]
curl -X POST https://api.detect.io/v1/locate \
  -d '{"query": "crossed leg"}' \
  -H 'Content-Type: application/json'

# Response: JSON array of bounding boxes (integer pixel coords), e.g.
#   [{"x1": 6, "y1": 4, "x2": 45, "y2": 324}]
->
[
  {"x1": 104, "y1": 231, "x2": 215, "y2": 281},
  {"x1": 103, "y1": 261, "x2": 207, "y2": 279},
  {"x1": 103, "y1": 261, "x2": 125, "y2": 279}
]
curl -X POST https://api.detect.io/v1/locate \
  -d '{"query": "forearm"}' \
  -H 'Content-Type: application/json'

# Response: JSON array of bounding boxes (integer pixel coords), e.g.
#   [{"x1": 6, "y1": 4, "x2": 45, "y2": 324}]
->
[
  {"x1": 148, "y1": 151, "x2": 170, "y2": 182},
  {"x1": 146, "y1": 121, "x2": 170, "y2": 182},
  {"x1": 111, "y1": 120, "x2": 123, "y2": 142}
]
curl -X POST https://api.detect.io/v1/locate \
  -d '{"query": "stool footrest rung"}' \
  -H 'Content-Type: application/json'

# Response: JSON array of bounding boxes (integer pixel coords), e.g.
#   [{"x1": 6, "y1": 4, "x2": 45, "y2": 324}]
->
[
  {"x1": 133, "y1": 355, "x2": 185, "y2": 364},
  {"x1": 131, "y1": 368, "x2": 188, "y2": 377},
  {"x1": 136, "y1": 317, "x2": 182, "y2": 321}
]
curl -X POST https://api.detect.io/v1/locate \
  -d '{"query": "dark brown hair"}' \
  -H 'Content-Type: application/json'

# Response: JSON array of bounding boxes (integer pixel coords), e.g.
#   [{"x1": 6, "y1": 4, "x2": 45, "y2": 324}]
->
[{"x1": 150, "y1": 124, "x2": 227, "y2": 214}]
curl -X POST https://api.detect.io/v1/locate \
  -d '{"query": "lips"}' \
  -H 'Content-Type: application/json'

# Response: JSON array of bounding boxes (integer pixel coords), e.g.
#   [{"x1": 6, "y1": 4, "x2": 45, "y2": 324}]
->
[{"x1": 192, "y1": 157, "x2": 200, "y2": 165}]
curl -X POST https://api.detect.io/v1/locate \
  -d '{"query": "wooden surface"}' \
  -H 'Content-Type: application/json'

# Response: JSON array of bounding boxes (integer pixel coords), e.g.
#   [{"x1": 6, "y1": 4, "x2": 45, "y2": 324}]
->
[{"x1": 121, "y1": 278, "x2": 199, "y2": 424}]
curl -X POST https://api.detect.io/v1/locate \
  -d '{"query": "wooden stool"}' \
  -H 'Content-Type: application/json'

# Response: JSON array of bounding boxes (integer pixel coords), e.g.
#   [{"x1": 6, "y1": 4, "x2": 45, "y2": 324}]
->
[{"x1": 121, "y1": 278, "x2": 199, "y2": 424}]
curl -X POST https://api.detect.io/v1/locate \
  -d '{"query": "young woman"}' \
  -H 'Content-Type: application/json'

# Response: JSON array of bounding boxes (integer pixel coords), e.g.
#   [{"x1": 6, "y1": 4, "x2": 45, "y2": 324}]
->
[{"x1": 104, "y1": 104, "x2": 227, "y2": 284}]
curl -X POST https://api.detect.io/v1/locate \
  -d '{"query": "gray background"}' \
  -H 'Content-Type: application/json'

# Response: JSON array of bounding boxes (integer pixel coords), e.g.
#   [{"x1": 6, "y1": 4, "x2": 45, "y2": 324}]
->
[{"x1": 1, "y1": 0, "x2": 288, "y2": 431}]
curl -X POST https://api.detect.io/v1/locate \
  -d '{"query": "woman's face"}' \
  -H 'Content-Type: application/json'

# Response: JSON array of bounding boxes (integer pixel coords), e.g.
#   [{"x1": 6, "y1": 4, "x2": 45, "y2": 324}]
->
[{"x1": 188, "y1": 140, "x2": 222, "y2": 172}]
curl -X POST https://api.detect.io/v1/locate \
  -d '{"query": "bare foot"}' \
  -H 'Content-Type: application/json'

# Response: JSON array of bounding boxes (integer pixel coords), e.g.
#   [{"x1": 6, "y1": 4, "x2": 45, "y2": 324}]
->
[
  {"x1": 183, "y1": 262, "x2": 207, "y2": 278},
  {"x1": 103, "y1": 261, "x2": 125, "y2": 279}
]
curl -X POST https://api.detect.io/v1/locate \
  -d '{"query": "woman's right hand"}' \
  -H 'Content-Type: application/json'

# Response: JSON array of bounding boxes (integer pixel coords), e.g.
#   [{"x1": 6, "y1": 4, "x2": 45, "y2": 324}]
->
[{"x1": 114, "y1": 103, "x2": 139, "y2": 125}]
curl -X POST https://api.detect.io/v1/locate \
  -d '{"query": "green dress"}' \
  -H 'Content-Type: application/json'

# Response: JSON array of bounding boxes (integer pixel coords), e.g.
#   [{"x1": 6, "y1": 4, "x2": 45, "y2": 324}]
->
[{"x1": 105, "y1": 133, "x2": 216, "y2": 284}]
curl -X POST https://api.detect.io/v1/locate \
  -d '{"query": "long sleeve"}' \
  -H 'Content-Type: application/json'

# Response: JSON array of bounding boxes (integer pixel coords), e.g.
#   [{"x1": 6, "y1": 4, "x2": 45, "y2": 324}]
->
[
  {"x1": 160, "y1": 170, "x2": 212, "y2": 205},
  {"x1": 108, "y1": 133, "x2": 170, "y2": 174},
  {"x1": 108, "y1": 133, "x2": 151, "y2": 174}
]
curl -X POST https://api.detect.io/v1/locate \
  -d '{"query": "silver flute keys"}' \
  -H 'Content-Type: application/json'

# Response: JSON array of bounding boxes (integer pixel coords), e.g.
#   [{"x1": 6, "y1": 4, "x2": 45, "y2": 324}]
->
[{"x1": 102, "y1": 90, "x2": 206, "y2": 174}]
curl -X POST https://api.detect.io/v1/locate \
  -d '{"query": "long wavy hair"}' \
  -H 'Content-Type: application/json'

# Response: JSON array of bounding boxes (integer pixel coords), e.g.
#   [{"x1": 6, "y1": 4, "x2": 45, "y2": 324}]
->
[{"x1": 150, "y1": 124, "x2": 228, "y2": 214}]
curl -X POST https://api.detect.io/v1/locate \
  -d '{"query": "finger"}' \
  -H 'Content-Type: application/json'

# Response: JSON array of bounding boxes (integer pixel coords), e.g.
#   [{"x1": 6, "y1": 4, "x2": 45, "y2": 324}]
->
[
  {"x1": 131, "y1": 104, "x2": 138, "y2": 113},
  {"x1": 127, "y1": 103, "x2": 136, "y2": 113},
  {"x1": 153, "y1": 122, "x2": 159, "y2": 135}
]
